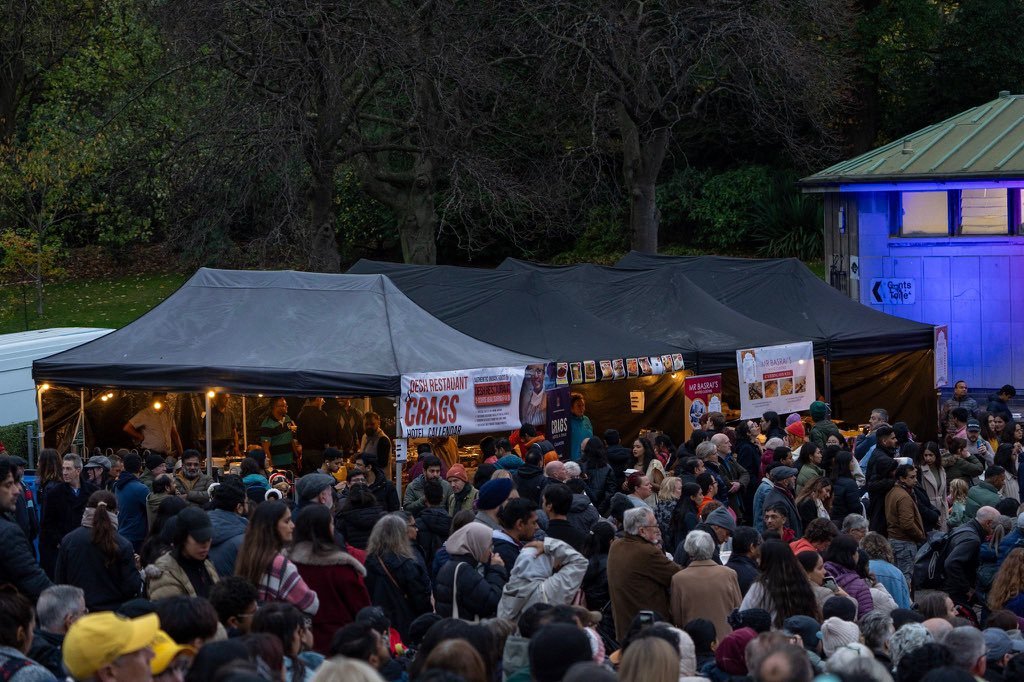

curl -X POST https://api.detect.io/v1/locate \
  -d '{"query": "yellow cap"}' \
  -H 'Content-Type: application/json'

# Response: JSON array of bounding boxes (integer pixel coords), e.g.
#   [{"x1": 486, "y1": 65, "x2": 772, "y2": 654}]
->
[
  {"x1": 63, "y1": 612, "x2": 160, "y2": 679},
  {"x1": 150, "y1": 630, "x2": 195, "y2": 675}
]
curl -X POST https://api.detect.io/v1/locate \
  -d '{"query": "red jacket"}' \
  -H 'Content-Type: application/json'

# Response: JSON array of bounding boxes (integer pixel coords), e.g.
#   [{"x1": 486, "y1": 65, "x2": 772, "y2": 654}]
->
[{"x1": 289, "y1": 542, "x2": 371, "y2": 654}]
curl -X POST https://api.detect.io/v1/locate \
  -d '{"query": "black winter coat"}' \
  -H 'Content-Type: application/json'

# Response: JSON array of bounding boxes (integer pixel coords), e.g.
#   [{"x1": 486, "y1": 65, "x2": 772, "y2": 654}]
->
[
  {"x1": 39, "y1": 481, "x2": 97, "y2": 577},
  {"x1": 415, "y1": 507, "x2": 452, "y2": 561},
  {"x1": 28, "y1": 628, "x2": 64, "y2": 680},
  {"x1": 865, "y1": 446, "x2": 897, "y2": 534},
  {"x1": 336, "y1": 505, "x2": 385, "y2": 550},
  {"x1": 55, "y1": 526, "x2": 143, "y2": 612},
  {"x1": 606, "y1": 445, "x2": 632, "y2": 487},
  {"x1": 434, "y1": 554, "x2": 508, "y2": 620},
  {"x1": 581, "y1": 462, "x2": 618, "y2": 513},
  {"x1": 365, "y1": 551, "x2": 432, "y2": 639},
  {"x1": 944, "y1": 520, "x2": 983, "y2": 601},
  {"x1": 366, "y1": 467, "x2": 400, "y2": 512},
  {"x1": 492, "y1": 534, "x2": 522, "y2": 569},
  {"x1": 830, "y1": 473, "x2": 862, "y2": 522},
  {"x1": 582, "y1": 553, "x2": 609, "y2": 608},
  {"x1": 513, "y1": 465, "x2": 548, "y2": 505},
  {"x1": 0, "y1": 516, "x2": 51, "y2": 600}
]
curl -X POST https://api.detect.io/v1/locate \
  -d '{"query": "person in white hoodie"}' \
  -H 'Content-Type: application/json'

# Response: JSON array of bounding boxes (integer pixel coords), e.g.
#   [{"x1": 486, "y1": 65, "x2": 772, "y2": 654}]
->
[{"x1": 497, "y1": 537, "x2": 588, "y2": 622}]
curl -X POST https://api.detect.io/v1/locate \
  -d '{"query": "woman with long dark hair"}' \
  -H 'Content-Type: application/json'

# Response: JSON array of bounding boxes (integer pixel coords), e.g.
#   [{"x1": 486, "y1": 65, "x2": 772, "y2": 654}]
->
[
  {"x1": 631, "y1": 437, "x2": 665, "y2": 490},
  {"x1": 994, "y1": 443, "x2": 1021, "y2": 501},
  {"x1": 288, "y1": 505, "x2": 370, "y2": 654},
  {"x1": 236, "y1": 501, "x2": 319, "y2": 616},
  {"x1": 55, "y1": 490, "x2": 142, "y2": 611},
  {"x1": 365, "y1": 513, "x2": 432, "y2": 639},
  {"x1": 795, "y1": 476, "x2": 832, "y2": 530},
  {"x1": 251, "y1": 602, "x2": 311, "y2": 682},
  {"x1": 580, "y1": 436, "x2": 618, "y2": 513},
  {"x1": 795, "y1": 443, "x2": 824, "y2": 496},
  {"x1": 36, "y1": 447, "x2": 65, "y2": 577},
  {"x1": 829, "y1": 450, "x2": 862, "y2": 522},
  {"x1": 761, "y1": 411, "x2": 786, "y2": 441},
  {"x1": 823, "y1": 534, "x2": 873, "y2": 618},
  {"x1": 668, "y1": 482, "x2": 702, "y2": 550},
  {"x1": 915, "y1": 441, "x2": 948, "y2": 531},
  {"x1": 739, "y1": 539, "x2": 820, "y2": 627}
]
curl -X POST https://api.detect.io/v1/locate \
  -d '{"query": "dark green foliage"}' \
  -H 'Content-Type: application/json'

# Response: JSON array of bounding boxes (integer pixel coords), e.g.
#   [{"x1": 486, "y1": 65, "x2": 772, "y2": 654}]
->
[
  {"x1": 0, "y1": 422, "x2": 32, "y2": 459},
  {"x1": 752, "y1": 173, "x2": 824, "y2": 259}
]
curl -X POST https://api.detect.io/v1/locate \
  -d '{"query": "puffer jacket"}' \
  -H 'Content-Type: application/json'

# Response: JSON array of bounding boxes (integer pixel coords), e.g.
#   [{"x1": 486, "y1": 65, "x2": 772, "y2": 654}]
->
[
  {"x1": 434, "y1": 553, "x2": 508, "y2": 621},
  {"x1": 497, "y1": 538, "x2": 588, "y2": 621},
  {"x1": 824, "y1": 561, "x2": 873, "y2": 618},
  {"x1": 336, "y1": 504, "x2": 385, "y2": 550},
  {"x1": 147, "y1": 551, "x2": 219, "y2": 600},
  {"x1": 208, "y1": 509, "x2": 248, "y2": 577},
  {"x1": 567, "y1": 494, "x2": 600, "y2": 537},
  {"x1": 580, "y1": 462, "x2": 617, "y2": 513},
  {"x1": 416, "y1": 507, "x2": 452, "y2": 561},
  {"x1": 0, "y1": 516, "x2": 52, "y2": 600}
]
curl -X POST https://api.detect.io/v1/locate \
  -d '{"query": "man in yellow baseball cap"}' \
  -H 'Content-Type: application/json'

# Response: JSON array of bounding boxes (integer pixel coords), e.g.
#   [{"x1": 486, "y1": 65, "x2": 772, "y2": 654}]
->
[{"x1": 63, "y1": 612, "x2": 159, "y2": 681}]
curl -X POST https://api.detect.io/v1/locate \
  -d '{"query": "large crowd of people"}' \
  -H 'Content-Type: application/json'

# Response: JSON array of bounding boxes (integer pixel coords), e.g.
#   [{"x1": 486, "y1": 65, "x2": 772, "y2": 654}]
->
[{"x1": 2, "y1": 385, "x2": 1024, "y2": 681}]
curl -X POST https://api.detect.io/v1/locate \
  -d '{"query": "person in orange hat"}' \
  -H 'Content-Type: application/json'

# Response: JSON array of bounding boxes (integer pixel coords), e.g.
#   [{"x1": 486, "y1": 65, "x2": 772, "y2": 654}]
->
[
  {"x1": 785, "y1": 421, "x2": 806, "y2": 452},
  {"x1": 445, "y1": 464, "x2": 478, "y2": 515}
]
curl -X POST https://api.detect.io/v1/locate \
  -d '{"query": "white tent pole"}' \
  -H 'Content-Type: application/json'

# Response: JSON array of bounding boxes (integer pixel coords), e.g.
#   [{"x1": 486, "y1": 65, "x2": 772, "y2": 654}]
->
[
  {"x1": 36, "y1": 384, "x2": 46, "y2": 461},
  {"x1": 394, "y1": 398, "x2": 403, "y2": 502},
  {"x1": 205, "y1": 392, "x2": 213, "y2": 477},
  {"x1": 241, "y1": 396, "x2": 248, "y2": 451}
]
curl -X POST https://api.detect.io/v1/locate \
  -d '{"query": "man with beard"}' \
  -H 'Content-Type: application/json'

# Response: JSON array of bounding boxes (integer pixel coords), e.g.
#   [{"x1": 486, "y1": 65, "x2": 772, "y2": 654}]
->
[
  {"x1": 359, "y1": 411, "x2": 392, "y2": 472},
  {"x1": 174, "y1": 450, "x2": 214, "y2": 506},
  {"x1": 403, "y1": 454, "x2": 452, "y2": 516},
  {"x1": 865, "y1": 425, "x2": 898, "y2": 534},
  {"x1": 762, "y1": 466, "x2": 802, "y2": 539}
]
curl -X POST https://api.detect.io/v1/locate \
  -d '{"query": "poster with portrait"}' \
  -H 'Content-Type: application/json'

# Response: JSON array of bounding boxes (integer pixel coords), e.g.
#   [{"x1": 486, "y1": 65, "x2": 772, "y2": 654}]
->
[
  {"x1": 684, "y1": 374, "x2": 722, "y2": 441},
  {"x1": 735, "y1": 342, "x2": 815, "y2": 419}
]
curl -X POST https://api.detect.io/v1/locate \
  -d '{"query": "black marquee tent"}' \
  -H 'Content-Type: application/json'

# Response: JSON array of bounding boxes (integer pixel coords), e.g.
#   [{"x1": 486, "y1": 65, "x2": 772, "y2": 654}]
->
[
  {"x1": 33, "y1": 268, "x2": 545, "y2": 395},
  {"x1": 348, "y1": 259, "x2": 682, "y2": 362},
  {"x1": 498, "y1": 259, "x2": 803, "y2": 372}
]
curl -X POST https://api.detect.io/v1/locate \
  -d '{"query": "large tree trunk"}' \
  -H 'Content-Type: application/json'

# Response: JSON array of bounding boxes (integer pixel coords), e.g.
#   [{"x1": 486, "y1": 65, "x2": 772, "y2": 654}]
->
[
  {"x1": 304, "y1": 158, "x2": 342, "y2": 272},
  {"x1": 619, "y1": 102, "x2": 669, "y2": 253}
]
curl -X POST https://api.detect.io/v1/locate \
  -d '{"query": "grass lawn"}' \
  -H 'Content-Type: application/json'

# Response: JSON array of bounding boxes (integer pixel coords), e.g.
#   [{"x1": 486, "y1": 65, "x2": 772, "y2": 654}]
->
[{"x1": 0, "y1": 273, "x2": 188, "y2": 334}]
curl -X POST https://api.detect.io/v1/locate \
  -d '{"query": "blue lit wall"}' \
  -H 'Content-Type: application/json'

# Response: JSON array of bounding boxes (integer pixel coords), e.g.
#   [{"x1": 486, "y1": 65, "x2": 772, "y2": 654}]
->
[{"x1": 854, "y1": 190, "x2": 1024, "y2": 390}]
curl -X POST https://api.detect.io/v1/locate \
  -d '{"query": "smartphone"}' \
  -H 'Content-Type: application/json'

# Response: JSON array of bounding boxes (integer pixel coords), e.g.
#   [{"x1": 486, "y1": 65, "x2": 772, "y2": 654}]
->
[
  {"x1": 637, "y1": 610, "x2": 656, "y2": 627},
  {"x1": 824, "y1": 576, "x2": 839, "y2": 592}
]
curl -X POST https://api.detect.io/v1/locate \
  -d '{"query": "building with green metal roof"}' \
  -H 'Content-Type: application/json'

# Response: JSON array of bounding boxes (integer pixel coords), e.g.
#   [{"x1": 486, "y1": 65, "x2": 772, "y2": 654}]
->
[{"x1": 801, "y1": 91, "x2": 1024, "y2": 392}]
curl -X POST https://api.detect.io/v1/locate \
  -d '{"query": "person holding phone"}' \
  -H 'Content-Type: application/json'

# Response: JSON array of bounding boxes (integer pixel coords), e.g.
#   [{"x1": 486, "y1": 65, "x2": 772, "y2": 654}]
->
[{"x1": 795, "y1": 549, "x2": 855, "y2": 612}]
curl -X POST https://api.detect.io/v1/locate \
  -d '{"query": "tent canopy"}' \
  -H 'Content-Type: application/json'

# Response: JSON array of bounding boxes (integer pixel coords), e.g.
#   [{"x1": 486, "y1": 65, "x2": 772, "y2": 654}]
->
[
  {"x1": 615, "y1": 252, "x2": 935, "y2": 357},
  {"x1": 348, "y1": 259, "x2": 682, "y2": 362},
  {"x1": 33, "y1": 268, "x2": 545, "y2": 395},
  {"x1": 498, "y1": 259, "x2": 804, "y2": 371}
]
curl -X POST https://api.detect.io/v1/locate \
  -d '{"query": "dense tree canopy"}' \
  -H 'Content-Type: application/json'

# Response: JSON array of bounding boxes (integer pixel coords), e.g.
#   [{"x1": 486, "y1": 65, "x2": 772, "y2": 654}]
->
[{"x1": 0, "y1": 0, "x2": 1020, "y2": 280}]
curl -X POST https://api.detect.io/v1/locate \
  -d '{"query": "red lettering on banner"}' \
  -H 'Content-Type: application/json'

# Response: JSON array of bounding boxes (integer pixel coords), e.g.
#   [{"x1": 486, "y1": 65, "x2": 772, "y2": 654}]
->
[
  {"x1": 475, "y1": 381, "x2": 512, "y2": 407},
  {"x1": 405, "y1": 394, "x2": 461, "y2": 426},
  {"x1": 763, "y1": 370, "x2": 793, "y2": 380}
]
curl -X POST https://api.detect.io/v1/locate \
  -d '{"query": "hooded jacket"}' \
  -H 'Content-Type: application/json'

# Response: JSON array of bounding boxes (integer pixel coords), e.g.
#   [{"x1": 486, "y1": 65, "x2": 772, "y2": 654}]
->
[
  {"x1": 415, "y1": 506, "x2": 452, "y2": 560},
  {"x1": 147, "y1": 551, "x2": 220, "y2": 600},
  {"x1": 809, "y1": 420, "x2": 843, "y2": 452},
  {"x1": 208, "y1": 508, "x2": 248, "y2": 577},
  {"x1": 434, "y1": 552, "x2": 508, "y2": 621},
  {"x1": 512, "y1": 465, "x2": 548, "y2": 505},
  {"x1": 288, "y1": 541, "x2": 371, "y2": 654},
  {"x1": 497, "y1": 538, "x2": 588, "y2": 621},
  {"x1": 114, "y1": 472, "x2": 149, "y2": 546},
  {"x1": 366, "y1": 466, "x2": 400, "y2": 512},
  {"x1": 567, "y1": 494, "x2": 600, "y2": 537},
  {"x1": 56, "y1": 525, "x2": 142, "y2": 612},
  {"x1": 336, "y1": 504, "x2": 385, "y2": 550}
]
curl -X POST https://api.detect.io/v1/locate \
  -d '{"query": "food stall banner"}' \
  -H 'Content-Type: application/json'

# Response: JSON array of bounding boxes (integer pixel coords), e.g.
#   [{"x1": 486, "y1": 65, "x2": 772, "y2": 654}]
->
[
  {"x1": 736, "y1": 342, "x2": 815, "y2": 419},
  {"x1": 684, "y1": 374, "x2": 722, "y2": 440},
  {"x1": 934, "y1": 325, "x2": 948, "y2": 389},
  {"x1": 400, "y1": 366, "x2": 528, "y2": 438}
]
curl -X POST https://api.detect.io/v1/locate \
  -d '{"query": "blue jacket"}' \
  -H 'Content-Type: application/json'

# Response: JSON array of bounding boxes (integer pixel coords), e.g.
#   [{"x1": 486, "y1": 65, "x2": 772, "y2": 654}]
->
[
  {"x1": 869, "y1": 559, "x2": 911, "y2": 609},
  {"x1": 753, "y1": 478, "x2": 773, "y2": 534},
  {"x1": 208, "y1": 509, "x2": 248, "y2": 577},
  {"x1": 568, "y1": 415, "x2": 593, "y2": 462},
  {"x1": 114, "y1": 473, "x2": 149, "y2": 545},
  {"x1": 998, "y1": 527, "x2": 1024, "y2": 569}
]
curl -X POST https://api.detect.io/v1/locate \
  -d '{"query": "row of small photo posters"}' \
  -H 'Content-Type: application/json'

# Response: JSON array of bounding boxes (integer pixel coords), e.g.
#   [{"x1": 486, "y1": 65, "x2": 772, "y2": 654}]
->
[{"x1": 555, "y1": 353, "x2": 685, "y2": 385}]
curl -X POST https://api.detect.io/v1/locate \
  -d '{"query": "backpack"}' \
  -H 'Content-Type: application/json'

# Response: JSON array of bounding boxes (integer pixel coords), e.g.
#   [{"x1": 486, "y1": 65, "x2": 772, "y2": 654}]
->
[
  {"x1": 0, "y1": 657, "x2": 32, "y2": 681},
  {"x1": 913, "y1": 525, "x2": 973, "y2": 589}
]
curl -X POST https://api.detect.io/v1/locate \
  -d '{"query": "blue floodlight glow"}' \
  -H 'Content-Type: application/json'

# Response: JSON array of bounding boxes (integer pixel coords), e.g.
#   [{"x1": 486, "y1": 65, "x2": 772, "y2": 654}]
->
[{"x1": 839, "y1": 179, "x2": 1024, "y2": 192}]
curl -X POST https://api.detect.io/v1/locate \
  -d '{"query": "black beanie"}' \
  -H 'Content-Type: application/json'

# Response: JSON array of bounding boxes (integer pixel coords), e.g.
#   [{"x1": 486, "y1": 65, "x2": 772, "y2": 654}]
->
[
  {"x1": 823, "y1": 595, "x2": 858, "y2": 622},
  {"x1": 529, "y1": 624, "x2": 592, "y2": 682},
  {"x1": 145, "y1": 453, "x2": 165, "y2": 471}
]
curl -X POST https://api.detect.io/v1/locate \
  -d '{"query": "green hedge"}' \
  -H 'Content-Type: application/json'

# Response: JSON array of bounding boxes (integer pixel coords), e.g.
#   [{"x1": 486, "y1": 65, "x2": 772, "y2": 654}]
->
[{"x1": 0, "y1": 421, "x2": 32, "y2": 460}]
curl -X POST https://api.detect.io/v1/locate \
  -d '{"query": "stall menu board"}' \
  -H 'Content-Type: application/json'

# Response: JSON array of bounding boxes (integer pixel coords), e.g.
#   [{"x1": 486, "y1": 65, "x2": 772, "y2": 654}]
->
[
  {"x1": 400, "y1": 366, "x2": 528, "y2": 438},
  {"x1": 736, "y1": 342, "x2": 815, "y2": 419},
  {"x1": 684, "y1": 374, "x2": 722, "y2": 441}
]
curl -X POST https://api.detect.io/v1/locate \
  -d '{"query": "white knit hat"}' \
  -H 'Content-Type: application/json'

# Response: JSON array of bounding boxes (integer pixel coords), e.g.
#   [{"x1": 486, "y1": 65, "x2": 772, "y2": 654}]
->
[{"x1": 821, "y1": 616, "x2": 861, "y2": 657}]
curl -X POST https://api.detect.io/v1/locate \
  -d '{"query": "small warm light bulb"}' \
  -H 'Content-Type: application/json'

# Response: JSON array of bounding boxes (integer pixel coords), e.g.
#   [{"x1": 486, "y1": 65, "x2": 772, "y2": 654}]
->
[
  {"x1": 100, "y1": 395, "x2": 108, "y2": 402},
  {"x1": 153, "y1": 401, "x2": 162, "y2": 410},
  {"x1": 107, "y1": 392, "x2": 114, "y2": 399},
  {"x1": 257, "y1": 394, "x2": 263, "y2": 398},
  {"x1": 207, "y1": 391, "x2": 216, "y2": 398},
  {"x1": 670, "y1": 373, "x2": 678, "y2": 379},
  {"x1": 39, "y1": 383, "x2": 49, "y2": 391},
  {"x1": 798, "y1": 359, "x2": 805, "y2": 365}
]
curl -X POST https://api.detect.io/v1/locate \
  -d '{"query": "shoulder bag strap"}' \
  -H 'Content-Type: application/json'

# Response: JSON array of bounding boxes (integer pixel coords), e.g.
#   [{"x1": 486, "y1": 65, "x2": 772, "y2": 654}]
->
[{"x1": 452, "y1": 561, "x2": 463, "y2": 620}]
